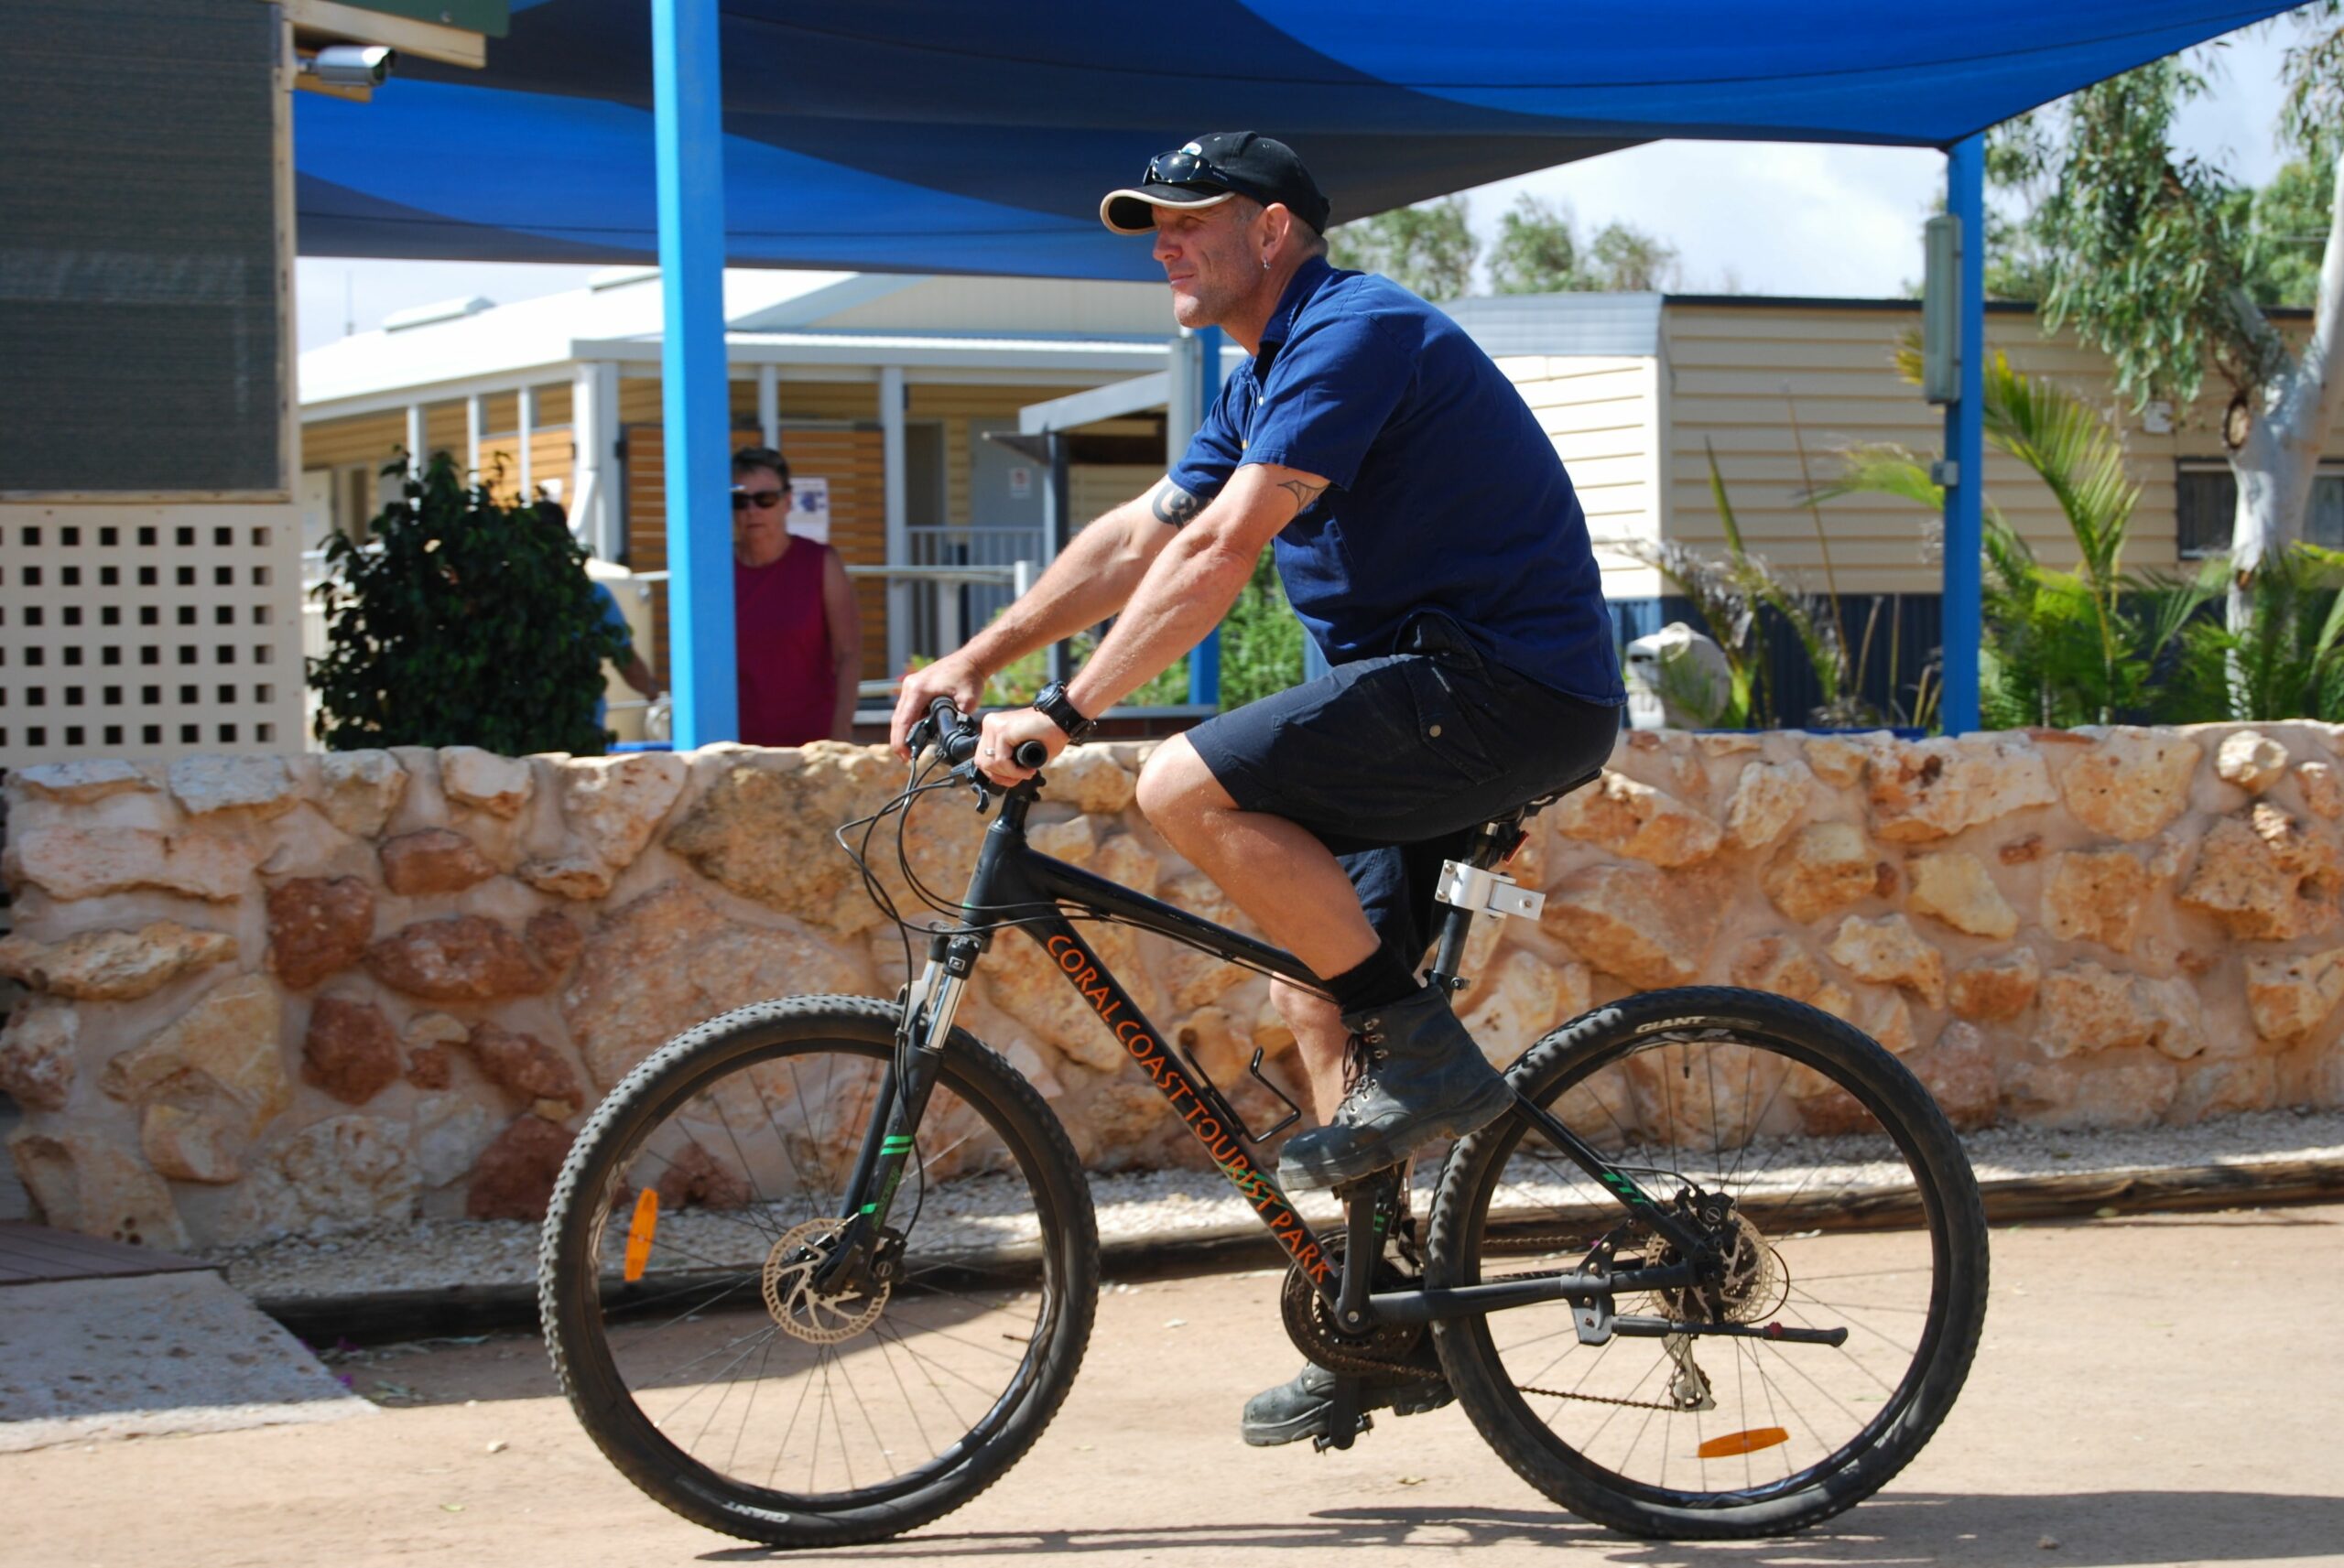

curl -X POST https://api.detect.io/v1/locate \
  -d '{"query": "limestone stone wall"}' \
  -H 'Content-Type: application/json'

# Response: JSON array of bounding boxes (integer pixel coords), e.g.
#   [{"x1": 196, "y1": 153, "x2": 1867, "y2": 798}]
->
[{"x1": 4, "y1": 724, "x2": 2342, "y2": 1250}]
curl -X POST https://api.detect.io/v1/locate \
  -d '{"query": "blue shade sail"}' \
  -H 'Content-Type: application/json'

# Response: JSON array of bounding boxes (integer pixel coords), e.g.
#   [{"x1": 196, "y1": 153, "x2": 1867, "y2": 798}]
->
[{"x1": 296, "y1": 0, "x2": 2291, "y2": 276}]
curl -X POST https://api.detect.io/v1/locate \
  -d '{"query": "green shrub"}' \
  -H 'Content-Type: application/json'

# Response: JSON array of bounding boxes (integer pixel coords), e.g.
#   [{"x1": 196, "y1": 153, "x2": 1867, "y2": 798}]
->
[
  {"x1": 937, "y1": 549, "x2": 1304, "y2": 714},
  {"x1": 309, "y1": 452, "x2": 628, "y2": 755},
  {"x1": 2151, "y1": 545, "x2": 2344, "y2": 723},
  {"x1": 1816, "y1": 343, "x2": 2208, "y2": 730},
  {"x1": 932, "y1": 638, "x2": 1188, "y2": 709}
]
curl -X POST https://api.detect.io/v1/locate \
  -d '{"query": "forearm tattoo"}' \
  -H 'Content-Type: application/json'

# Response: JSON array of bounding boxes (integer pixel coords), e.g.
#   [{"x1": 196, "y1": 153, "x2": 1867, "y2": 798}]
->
[
  {"x1": 1275, "y1": 477, "x2": 1328, "y2": 515},
  {"x1": 1151, "y1": 481, "x2": 1203, "y2": 525}
]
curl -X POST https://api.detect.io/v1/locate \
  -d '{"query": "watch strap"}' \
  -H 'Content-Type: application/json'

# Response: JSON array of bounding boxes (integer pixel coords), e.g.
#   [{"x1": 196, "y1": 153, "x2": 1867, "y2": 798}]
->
[{"x1": 1033, "y1": 681, "x2": 1098, "y2": 742}]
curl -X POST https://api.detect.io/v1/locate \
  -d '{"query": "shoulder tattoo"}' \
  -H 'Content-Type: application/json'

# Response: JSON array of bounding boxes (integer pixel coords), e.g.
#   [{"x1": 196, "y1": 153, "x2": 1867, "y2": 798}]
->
[
  {"x1": 1151, "y1": 481, "x2": 1203, "y2": 525},
  {"x1": 1275, "y1": 477, "x2": 1328, "y2": 515}
]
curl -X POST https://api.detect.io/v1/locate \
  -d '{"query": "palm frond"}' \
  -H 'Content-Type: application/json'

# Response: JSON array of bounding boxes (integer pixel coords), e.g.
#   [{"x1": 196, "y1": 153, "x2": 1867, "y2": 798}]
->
[
  {"x1": 1980, "y1": 351, "x2": 2141, "y2": 592},
  {"x1": 1801, "y1": 443, "x2": 1946, "y2": 512},
  {"x1": 1704, "y1": 438, "x2": 1751, "y2": 560}
]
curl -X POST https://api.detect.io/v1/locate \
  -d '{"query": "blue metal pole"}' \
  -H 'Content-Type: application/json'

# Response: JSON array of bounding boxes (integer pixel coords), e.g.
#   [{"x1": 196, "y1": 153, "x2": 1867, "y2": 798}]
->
[
  {"x1": 651, "y1": 0, "x2": 736, "y2": 747},
  {"x1": 1188, "y1": 325, "x2": 1225, "y2": 708},
  {"x1": 1940, "y1": 135, "x2": 1986, "y2": 735}
]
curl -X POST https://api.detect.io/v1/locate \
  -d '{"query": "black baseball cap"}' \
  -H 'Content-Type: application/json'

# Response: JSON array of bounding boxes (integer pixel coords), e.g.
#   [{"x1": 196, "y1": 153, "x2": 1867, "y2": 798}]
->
[{"x1": 1100, "y1": 132, "x2": 1332, "y2": 237}]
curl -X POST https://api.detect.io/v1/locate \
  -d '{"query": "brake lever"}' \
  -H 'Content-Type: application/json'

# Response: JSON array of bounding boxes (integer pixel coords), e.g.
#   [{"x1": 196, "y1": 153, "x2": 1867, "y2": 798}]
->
[{"x1": 950, "y1": 760, "x2": 995, "y2": 815}]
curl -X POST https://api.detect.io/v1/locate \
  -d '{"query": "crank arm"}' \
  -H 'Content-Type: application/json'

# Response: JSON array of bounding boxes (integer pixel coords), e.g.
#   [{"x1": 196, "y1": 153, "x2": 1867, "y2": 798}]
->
[{"x1": 1611, "y1": 1315, "x2": 1850, "y2": 1347}]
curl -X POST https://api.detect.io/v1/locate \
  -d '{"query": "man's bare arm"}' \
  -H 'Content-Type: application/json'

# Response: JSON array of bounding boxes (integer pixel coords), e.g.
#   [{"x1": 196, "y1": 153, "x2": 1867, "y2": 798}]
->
[
  {"x1": 1150, "y1": 480, "x2": 1205, "y2": 526},
  {"x1": 1064, "y1": 462, "x2": 1327, "y2": 719},
  {"x1": 888, "y1": 477, "x2": 1189, "y2": 752},
  {"x1": 957, "y1": 481, "x2": 1188, "y2": 672}
]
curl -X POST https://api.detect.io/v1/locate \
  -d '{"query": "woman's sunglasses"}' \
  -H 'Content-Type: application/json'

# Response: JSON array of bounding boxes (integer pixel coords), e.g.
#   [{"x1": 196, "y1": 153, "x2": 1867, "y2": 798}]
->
[{"x1": 732, "y1": 488, "x2": 787, "y2": 512}]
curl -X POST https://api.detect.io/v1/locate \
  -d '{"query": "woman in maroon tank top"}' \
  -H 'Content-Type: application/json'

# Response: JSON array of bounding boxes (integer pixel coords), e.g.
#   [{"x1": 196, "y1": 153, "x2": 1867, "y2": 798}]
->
[{"x1": 731, "y1": 447, "x2": 863, "y2": 746}]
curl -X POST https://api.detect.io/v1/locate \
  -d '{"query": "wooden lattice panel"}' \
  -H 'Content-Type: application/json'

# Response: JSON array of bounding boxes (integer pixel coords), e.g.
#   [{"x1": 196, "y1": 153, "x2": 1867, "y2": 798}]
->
[{"x1": 0, "y1": 503, "x2": 307, "y2": 764}]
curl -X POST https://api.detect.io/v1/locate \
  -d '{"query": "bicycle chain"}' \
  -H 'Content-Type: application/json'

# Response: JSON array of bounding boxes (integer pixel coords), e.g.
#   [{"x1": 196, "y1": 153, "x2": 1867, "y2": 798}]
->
[
  {"x1": 1288, "y1": 1220, "x2": 1716, "y2": 1411},
  {"x1": 1474, "y1": 1261, "x2": 1706, "y2": 1414},
  {"x1": 1281, "y1": 1248, "x2": 1428, "y2": 1379},
  {"x1": 1513, "y1": 1382, "x2": 1691, "y2": 1412},
  {"x1": 1489, "y1": 1238, "x2": 1737, "y2": 1416}
]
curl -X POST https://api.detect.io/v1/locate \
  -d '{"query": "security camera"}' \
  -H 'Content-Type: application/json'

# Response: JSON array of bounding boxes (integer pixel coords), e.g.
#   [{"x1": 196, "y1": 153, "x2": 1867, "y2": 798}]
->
[{"x1": 304, "y1": 44, "x2": 396, "y2": 89}]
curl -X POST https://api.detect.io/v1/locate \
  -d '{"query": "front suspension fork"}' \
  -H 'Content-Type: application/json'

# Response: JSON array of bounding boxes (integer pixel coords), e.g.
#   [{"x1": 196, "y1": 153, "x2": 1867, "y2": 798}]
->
[{"x1": 819, "y1": 939, "x2": 978, "y2": 1286}]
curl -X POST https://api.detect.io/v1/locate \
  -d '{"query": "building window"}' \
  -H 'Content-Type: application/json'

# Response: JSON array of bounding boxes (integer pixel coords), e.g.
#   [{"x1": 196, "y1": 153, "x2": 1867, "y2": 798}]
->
[{"x1": 2178, "y1": 461, "x2": 2344, "y2": 559}]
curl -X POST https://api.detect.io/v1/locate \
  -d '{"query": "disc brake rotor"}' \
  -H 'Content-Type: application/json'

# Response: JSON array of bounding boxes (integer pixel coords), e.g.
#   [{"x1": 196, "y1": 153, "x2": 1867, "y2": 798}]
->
[
  {"x1": 763, "y1": 1217, "x2": 890, "y2": 1345},
  {"x1": 1655, "y1": 1210, "x2": 1787, "y2": 1325}
]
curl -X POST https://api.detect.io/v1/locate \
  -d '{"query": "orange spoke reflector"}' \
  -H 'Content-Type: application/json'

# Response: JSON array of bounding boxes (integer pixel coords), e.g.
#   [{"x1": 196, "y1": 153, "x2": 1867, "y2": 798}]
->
[
  {"x1": 1698, "y1": 1427, "x2": 1790, "y2": 1459},
  {"x1": 623, "y1": 1188, "x2": 660, "y2": 1281}
]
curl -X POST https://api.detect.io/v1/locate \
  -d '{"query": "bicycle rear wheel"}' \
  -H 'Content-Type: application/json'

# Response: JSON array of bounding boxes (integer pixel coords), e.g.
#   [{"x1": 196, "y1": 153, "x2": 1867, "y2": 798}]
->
[
  {"x1": 1427, "y1": 986, "x2": 1988, "y2": 1539},
  {"x1": 539, "y1": 996, "x2": 1097, "y2": 1548}
]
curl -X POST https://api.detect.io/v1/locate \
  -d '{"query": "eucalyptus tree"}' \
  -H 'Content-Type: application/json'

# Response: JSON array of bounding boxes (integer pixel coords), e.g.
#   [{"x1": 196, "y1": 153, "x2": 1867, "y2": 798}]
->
[
  {"x1": 1485, "y1": 193, "x2": 1680, "y2": 294},
  {"x1": 1990, "y1": 9, "x2": 2344, "y2": 593},
  {"x1": 1326, "y1": 195, "x2": 1478, "y2": 300}
]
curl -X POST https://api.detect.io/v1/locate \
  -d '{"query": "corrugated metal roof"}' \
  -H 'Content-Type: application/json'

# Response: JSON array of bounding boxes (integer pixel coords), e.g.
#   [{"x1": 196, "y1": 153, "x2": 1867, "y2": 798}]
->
[
  {"x1": 298, "y1": 269, "x2": 853, "y2": 406},
  {"x1": 298, "y1": 270, "x2": 1179, "y2": 406},
  {"x1": 568, "y1": 331, "x2": 1172, "y2": 369},
  {"x1": 1438, "y1": 292, "x2": 1664, "y2": 359}
]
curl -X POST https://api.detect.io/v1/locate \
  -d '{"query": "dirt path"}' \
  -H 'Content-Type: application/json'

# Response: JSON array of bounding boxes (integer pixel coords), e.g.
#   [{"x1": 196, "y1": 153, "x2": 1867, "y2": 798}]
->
[{"x1": 9, "y1": 1204, "x2": 2342, "y2": 1568}]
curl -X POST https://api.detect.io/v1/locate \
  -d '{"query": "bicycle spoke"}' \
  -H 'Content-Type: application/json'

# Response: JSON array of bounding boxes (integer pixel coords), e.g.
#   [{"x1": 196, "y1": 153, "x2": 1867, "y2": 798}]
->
[
  {"x1": 1452, "y1": 1007, "x2": 1976, "y2": 1523},
  {"x1": 560, "y1": 1027, "x2": 1078, "y2": 1516}
]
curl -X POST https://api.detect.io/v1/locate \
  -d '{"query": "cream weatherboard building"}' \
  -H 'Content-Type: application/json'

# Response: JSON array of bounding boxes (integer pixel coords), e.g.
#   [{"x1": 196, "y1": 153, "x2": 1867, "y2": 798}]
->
[
  {"x1": 1448, "y1": 292, "x2": 2333, "y2": 718},
  {"x1": 2, "y1": 272, "x2": 2321, "y2": 773},
  {"x1": 299, "y1": 281, "x2": 2323, "y2": 733},
  {"x1": 9, "y1": 272, "x2": 2334, "y2": 773},
  {"x1": 296, "y1": 267, "x2": 1204, "y2": 726}
]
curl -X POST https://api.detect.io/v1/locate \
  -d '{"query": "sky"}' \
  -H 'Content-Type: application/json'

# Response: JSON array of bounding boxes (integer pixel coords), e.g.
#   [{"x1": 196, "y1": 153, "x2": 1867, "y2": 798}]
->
[
  {"x1": 1462, "y1": 23, "x2": 2295, "y2": 297},
  {"x1": 293, "y1": 21, "x2": 2305, "y2": 352}
]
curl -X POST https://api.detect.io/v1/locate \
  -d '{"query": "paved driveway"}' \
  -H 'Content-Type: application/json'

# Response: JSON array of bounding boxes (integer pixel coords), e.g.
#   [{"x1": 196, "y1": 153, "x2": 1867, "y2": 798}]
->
[{"x1": 9, "y1": 1204, "x2": 2341, "y2": 1568}]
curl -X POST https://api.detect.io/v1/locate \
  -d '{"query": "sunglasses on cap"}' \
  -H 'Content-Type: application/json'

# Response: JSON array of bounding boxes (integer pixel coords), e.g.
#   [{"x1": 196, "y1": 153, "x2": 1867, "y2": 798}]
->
[
  {"x1": 1143, "y1": 146, "x2": 1264, "y2": 198},
  {"x1": 732, "y1": 488, "x2": 787, "y2": 512}
]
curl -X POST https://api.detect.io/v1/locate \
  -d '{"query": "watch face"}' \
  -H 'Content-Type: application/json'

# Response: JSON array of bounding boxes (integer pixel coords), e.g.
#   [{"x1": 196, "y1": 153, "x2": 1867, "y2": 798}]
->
[{"x1": 1036, "y1": 684, "x2": 1091, "y2": 739}]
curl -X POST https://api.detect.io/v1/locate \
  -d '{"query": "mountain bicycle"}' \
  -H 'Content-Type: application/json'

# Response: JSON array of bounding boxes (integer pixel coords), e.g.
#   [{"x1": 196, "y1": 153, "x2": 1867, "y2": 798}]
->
[{"x1": 539, "y1": 699, "x2": 1988, "y2": 1547}]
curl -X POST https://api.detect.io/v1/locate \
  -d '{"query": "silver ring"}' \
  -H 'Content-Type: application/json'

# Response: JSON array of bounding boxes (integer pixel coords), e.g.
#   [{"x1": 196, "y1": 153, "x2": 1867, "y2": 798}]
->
[{"x1": 983, "y1": 747, "x2": 997, "y2": 757}]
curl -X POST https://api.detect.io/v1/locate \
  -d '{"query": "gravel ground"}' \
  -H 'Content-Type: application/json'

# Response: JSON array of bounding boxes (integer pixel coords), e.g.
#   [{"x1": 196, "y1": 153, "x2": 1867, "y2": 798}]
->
[{"x1": 203, "y1": 1106, "x2": 2344, "y2": 1303}]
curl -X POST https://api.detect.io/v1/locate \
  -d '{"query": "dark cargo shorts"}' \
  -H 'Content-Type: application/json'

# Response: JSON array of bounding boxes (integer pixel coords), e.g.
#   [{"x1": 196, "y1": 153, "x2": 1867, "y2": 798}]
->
[{"x1": 1185, "y1": 613, "x2": 1621, "y2": 970}]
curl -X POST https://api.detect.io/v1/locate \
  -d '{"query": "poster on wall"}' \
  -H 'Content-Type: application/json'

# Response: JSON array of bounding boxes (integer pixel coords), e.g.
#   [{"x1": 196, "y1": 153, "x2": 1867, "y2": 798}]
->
[{"x1": 786, "y1": 476, "x2": 830, "y2": 543}]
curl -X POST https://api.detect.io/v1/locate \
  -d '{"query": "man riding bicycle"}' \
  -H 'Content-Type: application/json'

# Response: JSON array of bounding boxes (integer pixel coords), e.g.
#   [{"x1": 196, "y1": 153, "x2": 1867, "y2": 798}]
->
[{"x1": 890, "y1": 132, "x2": 1623, "y2": 1446}]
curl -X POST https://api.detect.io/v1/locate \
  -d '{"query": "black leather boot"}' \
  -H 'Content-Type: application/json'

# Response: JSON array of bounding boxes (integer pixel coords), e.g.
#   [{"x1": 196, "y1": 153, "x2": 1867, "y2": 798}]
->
[
  {"x1": 1239, "y1": 1346, "x2": 1454, "y2": 1447},
  {"x1": 1276, "y1": 983, "x2": 1514, "y2": 1192}
]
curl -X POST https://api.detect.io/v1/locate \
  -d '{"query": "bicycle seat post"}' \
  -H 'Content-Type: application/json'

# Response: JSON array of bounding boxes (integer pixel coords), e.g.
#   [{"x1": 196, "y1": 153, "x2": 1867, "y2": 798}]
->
[{"x1": 1425, "y1": 813, "x2": 1526, "y2": 993}]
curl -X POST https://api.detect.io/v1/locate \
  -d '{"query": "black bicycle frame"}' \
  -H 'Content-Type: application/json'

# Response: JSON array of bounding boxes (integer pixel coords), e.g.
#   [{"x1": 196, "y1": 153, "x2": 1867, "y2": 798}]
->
[{"x1": 852, "y1": 773, "x2": 1716, "y2": 1323}]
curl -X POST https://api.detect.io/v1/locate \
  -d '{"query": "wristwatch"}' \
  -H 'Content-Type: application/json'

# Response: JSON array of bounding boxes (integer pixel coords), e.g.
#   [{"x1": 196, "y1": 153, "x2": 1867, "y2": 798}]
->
[{"x1": 1032, "y1": 681, "x2": 1098, "y2": 743}]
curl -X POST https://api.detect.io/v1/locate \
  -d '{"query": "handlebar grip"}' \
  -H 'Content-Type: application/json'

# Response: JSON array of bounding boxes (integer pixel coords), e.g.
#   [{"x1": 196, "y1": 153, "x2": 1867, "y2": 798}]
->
[
  {"x1": 927, "y1": 697, "x2": 978, "y2": 763},
  {"x1": 926, "y1": 697, "x2": 1052, "y2": 773}
]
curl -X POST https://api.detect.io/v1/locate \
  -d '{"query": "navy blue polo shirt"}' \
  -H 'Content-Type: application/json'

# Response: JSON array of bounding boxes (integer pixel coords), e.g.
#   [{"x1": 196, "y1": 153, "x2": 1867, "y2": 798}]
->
[{"x1": 1169, "y1": 256, "x2": 1623, "y2": 707}]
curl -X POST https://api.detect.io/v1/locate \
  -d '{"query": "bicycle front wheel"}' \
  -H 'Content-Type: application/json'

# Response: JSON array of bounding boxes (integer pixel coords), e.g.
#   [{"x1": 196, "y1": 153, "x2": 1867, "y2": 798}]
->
[
  {"x1": 539, "y1": 997, "x2": 1097, "y2": 1548},
  {"x1": 1427, "y1": 986, "x2": 1988, "y2": 1539}
]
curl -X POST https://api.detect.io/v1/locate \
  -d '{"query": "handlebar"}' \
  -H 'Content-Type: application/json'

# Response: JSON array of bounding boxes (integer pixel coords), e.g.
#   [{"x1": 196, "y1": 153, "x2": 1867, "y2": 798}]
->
[{"x1": 919, "y1": 697, "x2": 1050, "y2": 771}]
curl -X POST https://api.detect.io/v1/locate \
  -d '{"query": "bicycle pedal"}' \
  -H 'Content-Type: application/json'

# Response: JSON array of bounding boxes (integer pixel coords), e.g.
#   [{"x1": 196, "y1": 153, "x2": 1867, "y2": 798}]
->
[
  {"x1": 1311, "y1": 1411, "x2": 1373, "y2": 1454},
  {"x1": 1330, "y1": 1169, "x2": 1403, "y2": 1202}
]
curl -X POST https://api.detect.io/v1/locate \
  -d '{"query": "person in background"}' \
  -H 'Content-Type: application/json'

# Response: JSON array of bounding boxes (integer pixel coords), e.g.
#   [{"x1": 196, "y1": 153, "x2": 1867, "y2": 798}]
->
[
  {"x1": 535, "y1": 498, "x2": 661, "y2": 732},
  {"x1": 732, "y1": 445, "x2": 863, "y2": 744}
]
